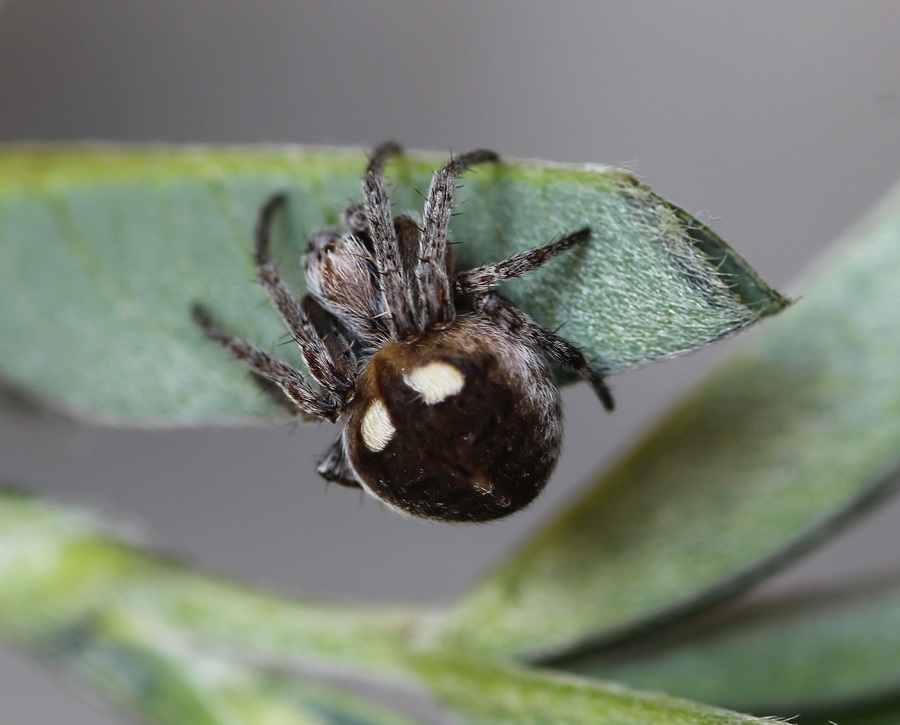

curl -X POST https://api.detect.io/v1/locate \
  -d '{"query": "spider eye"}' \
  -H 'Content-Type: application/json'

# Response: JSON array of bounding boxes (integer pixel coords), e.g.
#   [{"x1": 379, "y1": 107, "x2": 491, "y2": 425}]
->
[
  {"x1": 343, "y1": 318, "x2": 563, "y2": 522},
  {"x1": 306, "y1": 228, "x2": 342, "y2": 253}
]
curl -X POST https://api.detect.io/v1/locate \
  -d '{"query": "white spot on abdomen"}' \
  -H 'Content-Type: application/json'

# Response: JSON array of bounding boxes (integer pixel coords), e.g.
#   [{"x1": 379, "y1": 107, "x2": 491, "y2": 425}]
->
[
  {"x1": 361, "y1": 399, "x2": 395, "y2": 452},
  {"x1": 404, "y1": 361, "x2": 465, "y2": 405}
]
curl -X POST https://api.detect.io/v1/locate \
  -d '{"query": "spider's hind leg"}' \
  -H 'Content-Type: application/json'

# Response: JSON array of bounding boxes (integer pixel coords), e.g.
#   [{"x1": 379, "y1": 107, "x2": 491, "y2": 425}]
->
[{"x1": 474, "y1": 291, "x2": 614, "y2": 412}]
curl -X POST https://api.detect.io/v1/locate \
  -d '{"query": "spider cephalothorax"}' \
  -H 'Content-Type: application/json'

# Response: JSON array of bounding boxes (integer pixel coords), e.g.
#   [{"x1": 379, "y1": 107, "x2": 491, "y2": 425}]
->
[{"x1": 193, "y1": 142, "x2": 613, "y2": 522}]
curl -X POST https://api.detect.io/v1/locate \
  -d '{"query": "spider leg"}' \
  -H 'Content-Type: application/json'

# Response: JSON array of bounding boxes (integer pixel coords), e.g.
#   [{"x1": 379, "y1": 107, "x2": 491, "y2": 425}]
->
[
  {"x1": 419, "y1": 148, "x2": 499, "y2": 327},
  {"x1": 342, "y1": 200, "x2": 421, "y2": 278},
  {"x1": 191, "y1": 304, "x2": 343, "y2": 422},
  {"x1": 251, "y1": 374, "x2": 320, "y2": 421},
  {"x1": 474, "y1": 291, "x2": 614, "y2": 411},
  {"x1": 253, "y1": 195, "x2": 355, "y2": 397},
  {"x1": 457, "y1": 228, "x2": 591, "y2": 296},
  {"x1": 302, "y1": 295, "x2": 357, "y2": 357},
  {"x1": 361, "y1": 141, "x2": 420, "y2": 340},
  {"x1": 317, "y1": 436, "x2": 363, "y2": 489}
]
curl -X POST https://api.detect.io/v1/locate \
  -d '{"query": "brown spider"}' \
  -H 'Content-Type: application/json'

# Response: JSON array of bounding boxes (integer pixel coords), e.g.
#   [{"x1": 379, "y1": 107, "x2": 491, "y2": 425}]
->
[{"x1": 192, "y1": 142, "x2": 612, "y2": 522}]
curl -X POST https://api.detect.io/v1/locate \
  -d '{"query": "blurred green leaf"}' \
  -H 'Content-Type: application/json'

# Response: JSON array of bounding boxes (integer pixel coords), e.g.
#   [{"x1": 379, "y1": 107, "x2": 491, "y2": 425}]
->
[
  {"x1": 803, "y1": 699, "x2": 900, "y2": 725},
  {"x1": 560, "y1": 576, "x2": 900, "y2": 717},
  {"x1": 410, "y1": 650, "x2": 786, "y2": 725},
  {"x1": 0, "y1": 490, "x2": 415, "y2": 679},
  {"x1": 0, "y1": 489, "x2": 419, "y2": 724},
  {"x1": 0, "y1": 145, "x2": 783, "y2": 422},
  {"x1": 0, "y1": 489, "x2": 785, "y2": 725},
  {"x1": 48, "y1": 620, "x2": 423, "y2": 725},
  {"x1": 439, "y1": 178, "x2": 900, "y2": 658}
]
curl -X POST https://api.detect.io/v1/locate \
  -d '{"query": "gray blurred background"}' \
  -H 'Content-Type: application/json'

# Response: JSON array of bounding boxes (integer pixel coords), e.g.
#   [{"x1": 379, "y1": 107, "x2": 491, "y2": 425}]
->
[{"x1": 1, "y1": 2, "x2": 899, "y2": 722}]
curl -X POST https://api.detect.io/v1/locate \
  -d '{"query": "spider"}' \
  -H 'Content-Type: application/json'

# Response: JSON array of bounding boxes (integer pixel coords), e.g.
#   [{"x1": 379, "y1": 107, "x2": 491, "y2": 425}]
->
[{"x1": 192, "y1": 141, "x2": 613, "y2": 522}]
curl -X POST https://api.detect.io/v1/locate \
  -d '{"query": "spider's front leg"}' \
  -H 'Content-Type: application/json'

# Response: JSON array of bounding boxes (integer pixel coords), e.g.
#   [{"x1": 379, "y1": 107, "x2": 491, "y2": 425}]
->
[
  {"x1": 417, "y1": 147, "x2": 499, "y2": 327},
  {"x1": 362, "y1": 141, "x2": 419, "y2": 340}
]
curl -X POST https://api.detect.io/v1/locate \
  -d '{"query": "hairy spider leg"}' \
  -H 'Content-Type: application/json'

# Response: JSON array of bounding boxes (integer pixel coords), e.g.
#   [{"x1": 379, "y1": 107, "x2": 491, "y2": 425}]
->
[
  {"x1": 417, "y1": 148, "x2": 499, "y2": 328},
  {"x1": 473, "y1": 291, "x2": 615, "y2": 411},
  {"x1": 253, "y1": 194, "x2": 355, "y2": 398},
  {"x1": 191, "y1": 304, "x2": 343, "y2": 421},
  {"x1": 456, "y1": 228, "x2": 591, "y2": 295},
  {"x1": 453, "y1": 227, "x2": 613, "y2": 409},
  {"x1": 362, "y1": 141, "x2": 419, "y2": 340}
]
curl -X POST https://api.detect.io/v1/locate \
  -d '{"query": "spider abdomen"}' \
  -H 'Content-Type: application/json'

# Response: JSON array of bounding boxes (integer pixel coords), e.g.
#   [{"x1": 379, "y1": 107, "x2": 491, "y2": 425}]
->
[{"x1": 343, "y1": 315, "x2": 563, "y2": 522}]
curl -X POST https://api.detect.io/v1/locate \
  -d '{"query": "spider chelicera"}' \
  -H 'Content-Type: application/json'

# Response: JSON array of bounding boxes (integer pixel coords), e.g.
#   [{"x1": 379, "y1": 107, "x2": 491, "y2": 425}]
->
[{"x1": 192, "y1": 141, "x2": 613, "y2": 522}]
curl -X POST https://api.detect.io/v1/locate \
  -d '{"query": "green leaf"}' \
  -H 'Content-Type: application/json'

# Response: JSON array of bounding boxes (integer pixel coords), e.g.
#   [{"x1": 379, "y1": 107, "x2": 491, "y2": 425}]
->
[
  {"x1": 805, "y1": 699, "x2": 900, "y2": 725},
  {"x1": 48, "y1": 621, "x2": 423, "y2": 725},
  {"x1": 0, "y1": 489, "x2": 785, "y2": 725},
  {"x1": 0, "y1": 488, "x2": 421, "y2": 724},
  {"x1": 560, "y1": 576, "x2": 900, "y2": 717},
  {"x1": 0, "y1": 145, "x2": 784, "y2": 422},
  {"x1": 438, "y1": 177, "x2": 900, "y2": 658},
  {"x1": 0, "y1": 489, "x2": 415, "y2": 679},
  {"x1": 409, "y1": 651, "x2": 786, "y2": 725}
]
